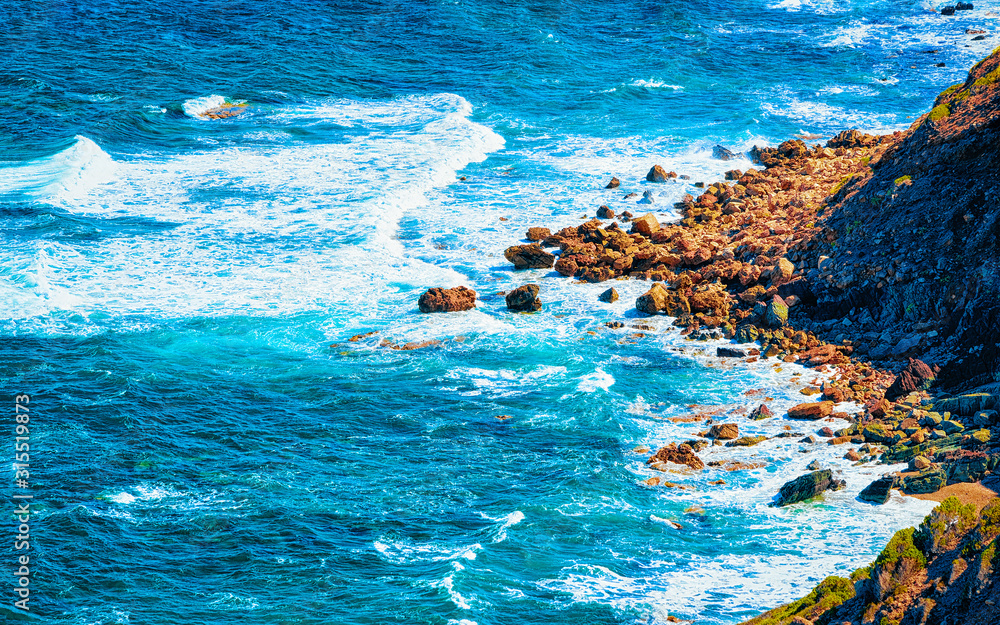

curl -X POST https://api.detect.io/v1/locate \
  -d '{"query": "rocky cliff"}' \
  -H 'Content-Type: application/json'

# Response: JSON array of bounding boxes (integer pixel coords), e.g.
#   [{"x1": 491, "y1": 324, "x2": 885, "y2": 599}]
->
[
  {"x1": 797, "y1": 46, "x2": 1000, "y2": 392},
  {"x1": 740, "y1": 496, "x2": 1000, "y2": 625}
]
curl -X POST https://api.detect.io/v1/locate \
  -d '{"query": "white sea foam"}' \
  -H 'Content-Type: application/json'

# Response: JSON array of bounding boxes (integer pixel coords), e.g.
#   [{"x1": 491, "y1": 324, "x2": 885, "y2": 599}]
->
[
  {"x1": 0, "y1": 135, "x2": 117, "y2": 202},
  {"x1": 0, "y1": 95, "x2": 505, "y2": 332},
  {"x1": 437, "y1": 572, "x2": 473, "y2": 610},
  {"x1": 373, "y1": 538, "x2": 481, "y2": 565},
  {"x1": 574, "y1": 367, "x2": 615, "y2": 393},
  {"x1": 207, "y1": 592, "x2": 260, "y2": 611},
  {"x1": 182, "y1": 94, "x2": 246, "y2": 119},
  {"x1": 628, "y1": 79, "x2": 684, "y2": 90}
]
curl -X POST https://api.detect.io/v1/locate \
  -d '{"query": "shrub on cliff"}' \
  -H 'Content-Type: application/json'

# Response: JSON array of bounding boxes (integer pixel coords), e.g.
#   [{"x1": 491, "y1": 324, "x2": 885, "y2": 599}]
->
[
  {"x1": 741, "y1": 575, "x2": 855, "y2": 625},
  {"x1": 872, "y1": 527, "x2": 927, "y2": 601},
  {"x1": 914, "y1": 496, "x2": 977, "y2": 554}
]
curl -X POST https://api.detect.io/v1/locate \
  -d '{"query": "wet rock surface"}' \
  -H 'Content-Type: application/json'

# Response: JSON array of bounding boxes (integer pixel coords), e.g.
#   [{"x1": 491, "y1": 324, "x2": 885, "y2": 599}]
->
[
  {"x1": 506, "y1": 284, "x2": 542, "y2": 311},
  {"x1": 417, "y1": 286, "x2": 477, "y2": 313},
  {"x1": 773, "y1": 469, "x2": 846, "y2": 506}
]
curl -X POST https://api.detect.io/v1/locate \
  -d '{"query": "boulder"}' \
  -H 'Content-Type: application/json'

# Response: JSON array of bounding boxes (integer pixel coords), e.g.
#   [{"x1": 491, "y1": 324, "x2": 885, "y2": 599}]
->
[
  {"x1": 636, "y1": 283, "x2": 689, "y2": 316},
  {"x1": 787, "y1": 401, "x2": 835, "y2": 420},
  {"x1": 884, "y1": 358, "x2": 938, "y2": 401},
  {"x1": 646, "y1": 165, "x2": 675, "y2": 182},
  {"x1": 707, "y1": 423, "x2": 739, "y2": 440},
  {"x1": 504, "y1": 244, "x2": 556, "y2": 270},
  {"x1": 773, "y1": 470, "x2": 846, "y2": 506},
  {"x1": 605, "y1": 177, "x2": 620, "y2": 189},
  {"x1": 712, "y1": 144, "x2": 737, "y2": 161},
  {"x1": 506, "y1": 284, "x2": 542, "y2": 312},
  {"x1": 596, "y1": 205, "x2": 615, "y2": 219},
  {"x1": 726, "y1": 435, "x2": 768, "y2": 447},
  {"x1": 769, "y1": 258, "x2": 795, "y2": 287},
  {"x1": 526, "y1": 227, "x2": 551, "y2": 241},
  {"x1": 973, "y1": 410, "x2": 997, "y2": 426},
  {"x1": 947, "y1": 453, "x2": 989, "y2": 483},
  {"x1": 598, "y1": 287, "x2": 618, "y2": 303},
  {"x1": 941, "y1": 5, "x2": 956, "y2": 14},
  {"x1": 940, "y1": 420, "x2": 965, "y2": 434},
  {"x1": 630, "y1": 212, "x2": 660, "y2": 236},
  {"x1": 749, "y1": 404, "x2": 774, "y2": 420},
  {"x1": 826, "y1": 129, "x2": 878, "y2": 149},
  {"x1": 646, "y1": 443, "x2": 705, "y2": 470},
  {"x1": 418, "y1": 286, "x2": 477, "y2": 313},
  {"x1": 859, "y1": 476, "x2": 897, "y2": 504},
  {"x1": 900, "y1": 468, "x2": 947, "y2": 494},
  {"x1": 763, "y1": 295, "x2": 789, "y2": 328},
  {"x1": 638, "y1": 189, "x2": 655, "y2": 204},
  {"x1": 717, "y1": 346, "x2": 748, "y2": 358}
]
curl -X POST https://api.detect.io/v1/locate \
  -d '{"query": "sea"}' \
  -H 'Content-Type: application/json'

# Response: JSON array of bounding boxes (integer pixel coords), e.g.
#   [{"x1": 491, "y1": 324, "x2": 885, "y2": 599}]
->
[{"x1": 1, "y1": 1, "x2": 998, "y2": 624}]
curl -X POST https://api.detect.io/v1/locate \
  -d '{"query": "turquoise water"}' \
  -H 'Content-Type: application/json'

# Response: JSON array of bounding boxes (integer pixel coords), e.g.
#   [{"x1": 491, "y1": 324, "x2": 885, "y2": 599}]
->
[{"x1": 2, "y1": 1, "x2": 998, "y2": 623}]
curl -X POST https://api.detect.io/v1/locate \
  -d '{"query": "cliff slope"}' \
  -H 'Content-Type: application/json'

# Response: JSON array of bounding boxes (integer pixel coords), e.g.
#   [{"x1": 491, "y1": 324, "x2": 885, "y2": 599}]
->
[
  {"x1": 740, "y1": 495, "x2": 1000, "y2": 625},
  {"x1": 799, "y1": 46, "x2": 1000, "y2": 393}
]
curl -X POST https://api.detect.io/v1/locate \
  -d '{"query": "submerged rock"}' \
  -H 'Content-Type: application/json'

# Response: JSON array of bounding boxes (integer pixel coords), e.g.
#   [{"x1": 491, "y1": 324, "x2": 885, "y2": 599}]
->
[
  {"x1": 418, "y1": 286, "x2": 477, "y2": 313},
  {"x1": 773, "y1": 469, "x2": 846, "y2": 506},
  {"x1": 506, "y1": 284, "x2": 542, "y2": 312}
]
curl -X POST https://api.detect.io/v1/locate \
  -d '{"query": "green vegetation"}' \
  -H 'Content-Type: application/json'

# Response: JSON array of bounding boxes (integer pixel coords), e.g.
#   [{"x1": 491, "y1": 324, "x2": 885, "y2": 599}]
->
[
  {"x1": 876, "y1": 527, "x2": 927, "y2": 571},
  {"x1": 741, "y1": 576, "x2": 856, "y2": 625},
  {"x1": 973, "y1": 65, "x2": 1000, "y2": 88},
  {"x1": 850, "y1": 565, "x2": 872, "y2": 582},
  {"x1": 915, "y1": 496, "x2": 977, "y2": 554},
  {"x1": 928, "y1": 103, "x2": 950, "y2": 122},
  {"x1": 935, "y1": 82, "x2": 963, "y2": 105},
  {"x1": 893, "y1": 175, "x2": 912, "y2": 186},
  {"x1": 980, "y1": 498, "x2": 1000, "y2": 543},
  {"x1": 831, "y1": 174, "x2": 860, "y2": 195},
  {"x1": 861, "y1": 156, "x2": 870, "y2": 167}
]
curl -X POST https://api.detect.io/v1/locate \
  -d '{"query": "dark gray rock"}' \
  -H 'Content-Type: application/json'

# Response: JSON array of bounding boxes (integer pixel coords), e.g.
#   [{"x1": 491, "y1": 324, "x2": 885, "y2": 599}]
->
[{"x1": 772, "y1": 470, "x2": 846, "y2": 506}]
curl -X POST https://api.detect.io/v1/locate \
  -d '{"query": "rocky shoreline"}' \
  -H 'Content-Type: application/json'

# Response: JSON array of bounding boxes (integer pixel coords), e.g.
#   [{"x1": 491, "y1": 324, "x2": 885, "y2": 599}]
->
[{"x1": 417, "y1": 41, "x2": 1000, "y2": 625}]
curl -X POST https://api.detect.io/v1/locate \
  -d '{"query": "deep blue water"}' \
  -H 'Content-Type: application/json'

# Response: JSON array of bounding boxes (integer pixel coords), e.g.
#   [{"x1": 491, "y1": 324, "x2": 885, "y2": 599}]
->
[{"x1": 2, "y1": 1, "x2": 998, "y2": 623}]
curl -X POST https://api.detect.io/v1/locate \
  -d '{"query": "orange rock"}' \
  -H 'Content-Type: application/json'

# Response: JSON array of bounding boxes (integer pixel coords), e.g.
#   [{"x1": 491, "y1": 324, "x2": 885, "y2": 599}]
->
[
  {"x1": 630, "y1": 213, "x2": 661, "y2": 237},
  {"x1": 787, "y1": 401, "x2": 835, "y2": 419}
]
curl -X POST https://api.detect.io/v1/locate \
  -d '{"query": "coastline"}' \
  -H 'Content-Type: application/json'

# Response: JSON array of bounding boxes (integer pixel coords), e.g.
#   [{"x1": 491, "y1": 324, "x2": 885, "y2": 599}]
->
[{"x1": 481, "y1": 43, "x2": 1000, "y2": 625}]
